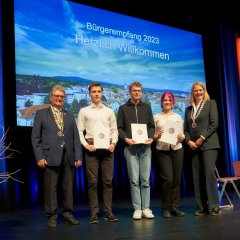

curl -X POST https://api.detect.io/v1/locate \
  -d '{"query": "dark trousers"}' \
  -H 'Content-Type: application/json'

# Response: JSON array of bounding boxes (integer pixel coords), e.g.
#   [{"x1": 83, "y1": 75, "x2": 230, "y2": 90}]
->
[
  {"x1": 156, "y1": 148, "x2": 184, "y2": 209},
  {"x1": 44, "y1": 150, "x2": 74, "y2": 219},
  {"x1": 85, "y1": 149, "x2": 114, "y2": 215},
  {"x1": 191, "y1": 149, "x2": 219, "y2": 210}
]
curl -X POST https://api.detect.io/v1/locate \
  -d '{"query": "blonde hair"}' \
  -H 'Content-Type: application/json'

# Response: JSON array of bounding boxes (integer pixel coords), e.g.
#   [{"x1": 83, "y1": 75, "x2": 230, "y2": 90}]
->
[{"x1": 189, "y1": 82, "x2": 210, "y2": 104}]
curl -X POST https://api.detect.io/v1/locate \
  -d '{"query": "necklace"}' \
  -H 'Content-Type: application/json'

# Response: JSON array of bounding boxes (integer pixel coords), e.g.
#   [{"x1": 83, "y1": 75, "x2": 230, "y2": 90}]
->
[
  {"x1": 51, "y1": 106, "x2": 64, "y2": 136},
  {"x1": 190, "y1": 102, "x2": 204, "y2": 128}
]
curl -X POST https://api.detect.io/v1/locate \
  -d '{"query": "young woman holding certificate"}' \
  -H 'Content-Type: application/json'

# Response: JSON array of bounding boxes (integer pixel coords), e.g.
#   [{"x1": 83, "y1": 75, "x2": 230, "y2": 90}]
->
[
  {"x1": 184, "y1": 82, "x2": 220, "y2": 216},
  {"x1": 153, "y1": 92, "x2": 186, "y2": 218}
]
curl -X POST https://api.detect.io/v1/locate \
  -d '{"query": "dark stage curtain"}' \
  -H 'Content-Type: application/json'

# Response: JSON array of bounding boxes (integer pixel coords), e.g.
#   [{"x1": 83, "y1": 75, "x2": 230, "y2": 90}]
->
[
  {"x1": 214, "y1": 26, "x2": 240, "y2": 176},
  {"x1": 0, "y1": 0, "x2": 16, "y2": 212}
]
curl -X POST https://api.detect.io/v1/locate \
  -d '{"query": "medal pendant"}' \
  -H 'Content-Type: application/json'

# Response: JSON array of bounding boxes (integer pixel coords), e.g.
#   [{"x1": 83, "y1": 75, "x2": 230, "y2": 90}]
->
[
  {"x1": 192, "y1": 122, "x2": 197, "y2": 128},
  {"x1": 58, "y1": 131, "x2": 64, "y2": 137}
]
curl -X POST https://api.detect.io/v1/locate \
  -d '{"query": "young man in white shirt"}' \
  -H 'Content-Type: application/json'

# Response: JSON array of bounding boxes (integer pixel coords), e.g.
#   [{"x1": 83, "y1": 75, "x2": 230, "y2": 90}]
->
[{"x1": 78, "y1": 82, "x2": 118, "y2": 224}]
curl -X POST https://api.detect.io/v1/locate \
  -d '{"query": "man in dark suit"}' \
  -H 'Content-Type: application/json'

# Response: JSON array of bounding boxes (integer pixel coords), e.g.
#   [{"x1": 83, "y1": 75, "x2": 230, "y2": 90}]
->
[{"x1": 31, "y1": 85, "x2": 83, "y2": 228}]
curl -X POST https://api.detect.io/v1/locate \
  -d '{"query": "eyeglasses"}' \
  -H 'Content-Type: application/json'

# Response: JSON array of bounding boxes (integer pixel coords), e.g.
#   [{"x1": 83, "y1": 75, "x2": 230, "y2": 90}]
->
[{"x1": 52, "y1": 95, "x2": 65, "y2": 99}]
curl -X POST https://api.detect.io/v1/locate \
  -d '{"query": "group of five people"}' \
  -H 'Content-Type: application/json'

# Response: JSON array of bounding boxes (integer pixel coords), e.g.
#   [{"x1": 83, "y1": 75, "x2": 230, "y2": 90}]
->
[{"x1": 31, "y1": 81, "x2": 220, "y2": 228}]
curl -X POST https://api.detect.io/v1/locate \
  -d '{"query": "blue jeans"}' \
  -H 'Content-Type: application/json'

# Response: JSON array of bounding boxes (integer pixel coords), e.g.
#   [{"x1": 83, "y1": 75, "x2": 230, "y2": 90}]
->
[{"x1": 124, "y1": 144, "x2": 152, "y2": 210}]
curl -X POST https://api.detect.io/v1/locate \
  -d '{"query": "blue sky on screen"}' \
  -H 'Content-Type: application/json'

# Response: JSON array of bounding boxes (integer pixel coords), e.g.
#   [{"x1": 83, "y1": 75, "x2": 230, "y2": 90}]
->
[{"x1": 14, "y1": 0, "x2": 205, "y2": 92}]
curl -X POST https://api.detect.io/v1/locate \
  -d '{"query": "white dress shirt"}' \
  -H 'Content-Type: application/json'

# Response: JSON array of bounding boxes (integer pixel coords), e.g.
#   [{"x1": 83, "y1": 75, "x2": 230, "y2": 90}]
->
[
  {"x1": 154, "y1": 111, "x2": 184, "y2": 151},
  {"x1": 77, "y1": 103, "x2": 118, "y2": 147}
]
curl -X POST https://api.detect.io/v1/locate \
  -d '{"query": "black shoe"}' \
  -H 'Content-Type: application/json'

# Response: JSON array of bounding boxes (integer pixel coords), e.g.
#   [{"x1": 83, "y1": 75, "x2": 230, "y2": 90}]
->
[
  {"x1": 48, "y1": 218, "x2": 57, "y2": 228},
  {"x1": 211, "y1": 207, "x2": 220, "y2": 216},
  {"x1": 105, "y1": 213, "x2": 118, "y2": 222},
  {"x1": 63, "y1": 215, "x2": 79, "y2": 225},
  {"x1": 171, "y1": 208, "x2": 186, "y2": 217},
  {"x1": 162, "y1": 209, "x2": 171, "y2": 218},
  {"x1": 89, "y1": 213, "x2": 98, "y2": 224},
  {"x1": 194, "y1": 209, "x2": 208, "y2": 216}
]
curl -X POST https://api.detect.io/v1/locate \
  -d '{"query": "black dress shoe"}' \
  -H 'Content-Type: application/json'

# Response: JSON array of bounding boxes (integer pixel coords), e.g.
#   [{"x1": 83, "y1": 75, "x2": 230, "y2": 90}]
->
[
  {"x1": 162, "y1": 209, "x2": 171, "y2": 218},
  {"x1": 48, "y1": 218, "x2": 57, "y2": 228},
  {"x1": 105, "y1": 213, "x2": 118, "y2": 222},
  {"x1": 171, "y1": 208, "x2": 186, "y2": 217},
  {"x1": 194, "y1": 209, "x2": 208, "y2": 216},
  {"x1": 64, "y1": 215, "x2": 79, "y2": 225},
  {"x1": 210, "y1": 207, "x2": 220, "y2": 216}
]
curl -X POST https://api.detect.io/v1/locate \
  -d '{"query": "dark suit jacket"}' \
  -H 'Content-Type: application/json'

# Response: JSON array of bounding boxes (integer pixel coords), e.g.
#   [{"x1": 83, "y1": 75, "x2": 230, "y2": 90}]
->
[
  {"x1": 31, "y1": 107, "x2": 83, "y2": 166},
  {"x1": 184, "y1": 99, "x2": 220, "y2": 150}
]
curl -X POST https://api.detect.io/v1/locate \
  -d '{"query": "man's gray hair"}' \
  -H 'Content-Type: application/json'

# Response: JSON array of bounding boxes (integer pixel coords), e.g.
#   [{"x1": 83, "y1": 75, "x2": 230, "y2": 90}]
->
[{"x1": 50, "y1": 85, "x2": 65, "y2": 95}]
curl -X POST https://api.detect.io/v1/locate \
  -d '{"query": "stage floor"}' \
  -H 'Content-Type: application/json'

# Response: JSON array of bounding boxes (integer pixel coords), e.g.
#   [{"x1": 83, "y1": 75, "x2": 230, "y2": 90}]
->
[{"x1": 1, "y1": 194, "x2": 240, "y2": 240}]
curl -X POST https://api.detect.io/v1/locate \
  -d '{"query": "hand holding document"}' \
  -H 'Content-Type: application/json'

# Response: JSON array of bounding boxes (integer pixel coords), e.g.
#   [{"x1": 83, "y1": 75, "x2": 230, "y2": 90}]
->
[
  {"x1": 93, "y1": 126, "x2": 110, "y2": 149},
  {"x1": 131, "y1": 123, "x2": 148, "y2": 144},
  {"x1": 160, "y1": 120, "x2": 182, "y2": 145}
]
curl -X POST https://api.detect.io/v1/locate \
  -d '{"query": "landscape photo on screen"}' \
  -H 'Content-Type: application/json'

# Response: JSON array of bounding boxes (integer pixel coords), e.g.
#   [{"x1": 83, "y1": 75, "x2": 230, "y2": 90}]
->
[{"x1": 14, "y1": 0, "x2": 206, "y2": 126}]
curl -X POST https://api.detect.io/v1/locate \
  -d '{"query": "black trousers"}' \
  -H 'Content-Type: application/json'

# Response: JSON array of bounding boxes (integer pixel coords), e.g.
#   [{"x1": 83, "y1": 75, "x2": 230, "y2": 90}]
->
[
  {"x1": 191, "y1": 149, "x2": 219, "y2": 210},
  {"x1": 85, "y1": 149, "x2": 114, "y2": 215},
  {"x1": 44, "y1": 150, "x2": 75, "y2": 219},
  {"x1": 155, "y1": 148, "x2": 184, "y2": 209}
]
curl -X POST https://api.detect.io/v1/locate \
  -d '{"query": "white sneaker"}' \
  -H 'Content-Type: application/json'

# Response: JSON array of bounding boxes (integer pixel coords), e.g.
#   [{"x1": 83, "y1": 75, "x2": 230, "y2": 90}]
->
[
  {"x1": 142, "y1": 208, "x2": 154, "y2": 219},
  {"x1": 133, "y1": 209, "x2": 142, "y2": 220}
]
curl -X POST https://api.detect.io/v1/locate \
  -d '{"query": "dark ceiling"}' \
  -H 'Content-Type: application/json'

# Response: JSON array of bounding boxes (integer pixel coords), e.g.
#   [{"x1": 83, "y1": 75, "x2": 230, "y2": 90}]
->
[{"x1": 73, "y1": 0, "x2": 240, "y2": 32}]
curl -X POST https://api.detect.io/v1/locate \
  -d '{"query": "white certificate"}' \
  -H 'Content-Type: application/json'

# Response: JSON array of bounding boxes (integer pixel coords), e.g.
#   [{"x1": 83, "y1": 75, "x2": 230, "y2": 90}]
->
[
  {"x1": 131, "y1": 123, "x2": 148, "y2": 144},
  {"x1": 160, "y1": 120, "x2": 182, "y2": 145},
  {"x1": 93, "y1": 126, "x2": 110, "y2": 149}
]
